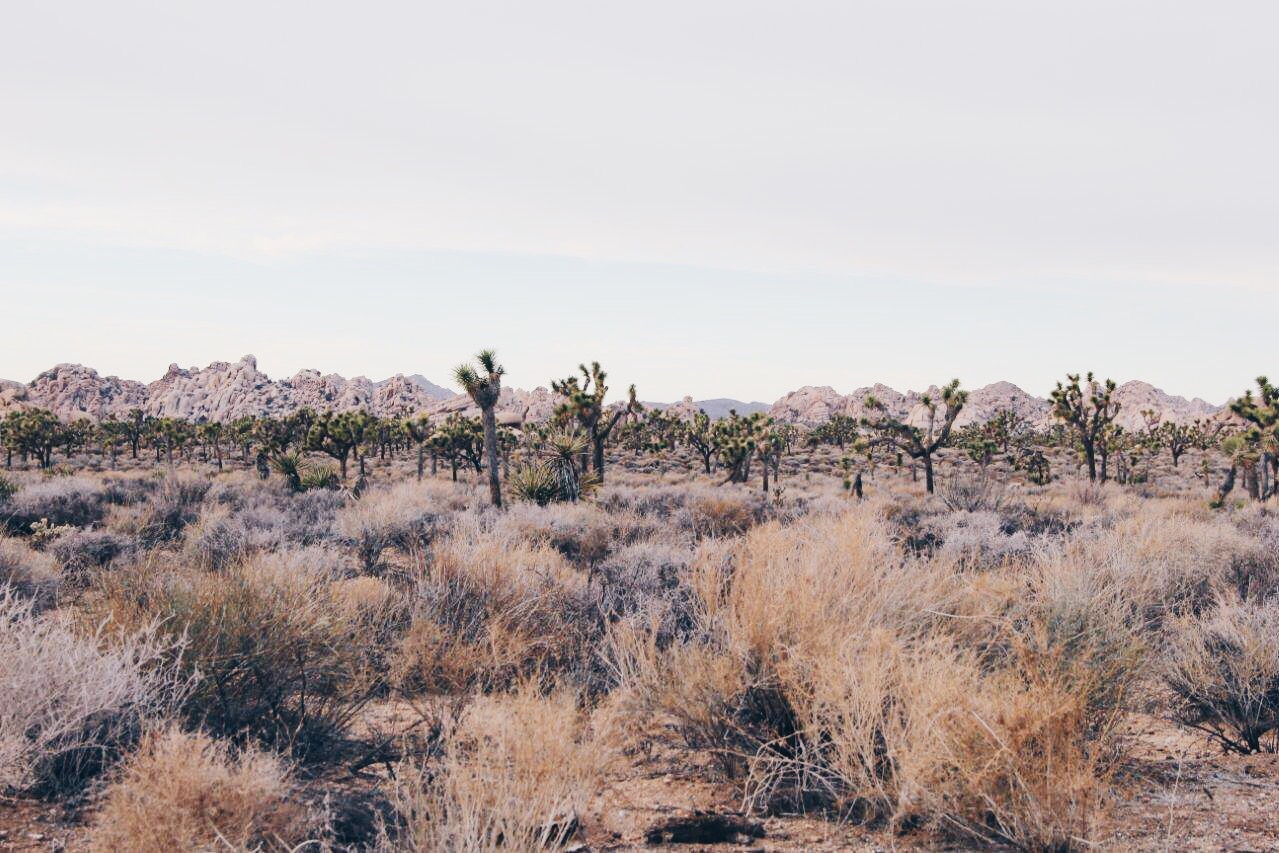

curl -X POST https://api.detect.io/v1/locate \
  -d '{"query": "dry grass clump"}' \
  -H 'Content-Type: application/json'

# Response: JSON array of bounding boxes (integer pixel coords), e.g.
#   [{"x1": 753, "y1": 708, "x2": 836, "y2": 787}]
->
[
  {"x1": 682, "y1": 489, "x2": 767, "y2": 538},
  {"x1": 87, "y1": 727, "x2": 321, "y2": 852},
  {"x1": 94, "y1": 552, "x2": 391, "y2": 759},
  {"x1": 0, "y1": 535, "x2": 61, "y2": 608},
  {"x1": 393, "y1": 523, "x2": 593, "y2": 694},
  {"x1": 0, "y1": 588, "x2": 186, "y2": 794},
  {"x1": 381, "y1": 688, "x2": 602, "y2": 851},
  {"x1": 1165, "y1": 599, "x2": 1279, "y2": 754}
]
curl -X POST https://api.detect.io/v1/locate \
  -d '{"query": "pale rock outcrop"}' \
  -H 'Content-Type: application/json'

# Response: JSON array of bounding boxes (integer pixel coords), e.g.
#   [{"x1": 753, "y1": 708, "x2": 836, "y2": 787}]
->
[
  {"x1": 4, "y1": 357, "x2": 1228, "y2": 430},
  {"x1": 1110, "y1": 381, "x2": 1220, "y2": 430},
  {"x1": 24, "y1": 364, "x2": 147, "y2": 421}
]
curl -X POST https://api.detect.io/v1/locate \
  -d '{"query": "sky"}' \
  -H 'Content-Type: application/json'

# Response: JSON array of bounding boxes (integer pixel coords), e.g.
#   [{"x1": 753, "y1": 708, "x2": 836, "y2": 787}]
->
[{"x1": 2, "y1": 1, "x2": 1275, "y2": 404}]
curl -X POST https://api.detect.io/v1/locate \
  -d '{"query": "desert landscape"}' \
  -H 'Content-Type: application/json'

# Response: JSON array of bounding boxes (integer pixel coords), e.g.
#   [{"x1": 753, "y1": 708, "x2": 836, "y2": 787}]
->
[
  {"x1": 6, "y1": 2, "x2": 1278, "y2": 849},
  {"x1": 0, "y1": 354, "x2": 1277, "y2": 850}
]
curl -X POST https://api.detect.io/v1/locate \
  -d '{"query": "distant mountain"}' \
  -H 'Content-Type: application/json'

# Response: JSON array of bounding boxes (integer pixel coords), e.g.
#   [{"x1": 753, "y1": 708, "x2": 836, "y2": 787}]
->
[
  {"x1": 769, "y1": 381, "x2": 1223, "y2": 428},
  {"x1": 648, "y1": 397, "x2": 770, "y2": 420},
  {"x1": 395, "y1": 374, "x2": 455, "y2": 402},
  {"x1": 0, "y1": 357, "x2": 1230, "y2": 430}
]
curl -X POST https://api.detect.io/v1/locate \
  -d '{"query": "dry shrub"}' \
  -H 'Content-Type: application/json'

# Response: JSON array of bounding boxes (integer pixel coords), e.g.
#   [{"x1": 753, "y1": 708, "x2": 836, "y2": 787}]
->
[
  {"x1": 0, "y1": 535, "x2": 61, "y2": 608},
  {"x1": 382, "y1": 688, "x2": 601, "y2": 851},
  {"x1": 929, "y1": 510, "x2": 1029, "y2": 570},
  {"x1": 336, "y1": 483, "x2": 442, "y2": 572},
  {"x1": 939, "y1": 471, "x2": 1006, "y2": 513},
  {"x1": 47, "y1": 528, "x2": 133, "y2": 577},
  {"x1": 94, "y1": 552, "x2": 391, "y2": 759},
  {"x1": 137, "y1": 473, "x2": 210, "y2": 547},
  {"x1": 392, "y1": 524, "x2": 592, "y2": 693},
  {"x1": 3, "y1": 475, "x2": 108, "y2": 532},
  {"x1": 608, "y1": 510, "x2": 1131, "y2": 849},
  {"x1": 181, "y1": 507, "x2": 249, "y2": 570},
  {"x1": 682, "y1": 490, "x2": 764, "y2": 538},
  {"x1": 1165, "y1": 600, "x2": 1279, "y2": 753},
  {"x1": 0, "y1": 589, "x2": 186, "y2": 794},
  {"x1": 496, "y1": 502, "x2": 626, "y2": 568},
  {"x1": 1035, "y1": 506, "x2": 1248, "y2": 627},
  {"x1": 87, "y1": 727, "x2": 321, "y2": 852}
]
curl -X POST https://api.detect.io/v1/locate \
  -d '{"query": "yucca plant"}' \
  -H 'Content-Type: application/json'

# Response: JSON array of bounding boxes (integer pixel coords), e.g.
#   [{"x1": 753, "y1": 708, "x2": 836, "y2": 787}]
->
[
  {"x1": 270, "y1": 452, "x2": 307, "y2": 493},
  {"x1": 509, "y1": 461, "x2": 562, "y2": 506}
]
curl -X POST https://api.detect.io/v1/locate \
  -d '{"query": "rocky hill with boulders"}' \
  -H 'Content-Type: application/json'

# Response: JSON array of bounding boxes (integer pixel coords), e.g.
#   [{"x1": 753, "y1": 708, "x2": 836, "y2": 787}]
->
[{"x1": 0, "y1": 356, "x2": 1226, "y2": 428}]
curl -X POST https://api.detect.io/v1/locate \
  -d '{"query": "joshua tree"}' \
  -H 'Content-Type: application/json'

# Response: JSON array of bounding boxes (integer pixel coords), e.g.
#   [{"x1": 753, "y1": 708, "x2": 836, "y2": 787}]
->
[
  {"x1": 809, "y1": 413, "x2": 859, "y2": 449},
  {"x1": 121, "y1": 408, "x2": 146, "y2": 459},
  {"x1": 431, "y1": 414, "x2": 485, "y2": 481},
  {"x1": 1231, "y1": 377, "x2": 1279, "y2": 500},
  {"x1": 861, "y1": 380, "x2": 967, "y2": 494},
  {"x1": 403, "y1": 415, "x2": 436, "y2": 480},
  {"x1": 711, "y1": 410, "x2": 761, "y2": 484},
  {"x1": 552, "y1": 362, "x2": 640, "y2": 482},
  {"x1": 684, "y1": 410, "x2": 716, "y2": 474},
  {"x1": 306, "y1": 410, "x2": 371, "y2": 480},
  {"x1": 7, "y1": 409, "x2": 65, "y2": 469},
  {"x1": 454, "y1": 349, "x2": 505, "y2": 508},
  {"x1": 198, "y1": 422, "x2": 224, "y2": 469},
  {"x1": 1050, "y1": 372, "x2": 1119, "y2": 482}
]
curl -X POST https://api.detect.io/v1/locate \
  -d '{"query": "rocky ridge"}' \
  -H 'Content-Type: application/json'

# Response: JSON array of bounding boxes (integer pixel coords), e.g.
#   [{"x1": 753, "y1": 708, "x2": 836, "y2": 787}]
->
[{"x1": 1, "y1": 357, "x2": 1226, "y2": 428}]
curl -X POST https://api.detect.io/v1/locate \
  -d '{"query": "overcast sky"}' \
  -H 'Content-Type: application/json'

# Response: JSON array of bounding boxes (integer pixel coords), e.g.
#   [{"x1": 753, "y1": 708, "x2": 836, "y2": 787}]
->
[{"x1": 2, "y1": 1, "x2": 1275, "y2": 403}]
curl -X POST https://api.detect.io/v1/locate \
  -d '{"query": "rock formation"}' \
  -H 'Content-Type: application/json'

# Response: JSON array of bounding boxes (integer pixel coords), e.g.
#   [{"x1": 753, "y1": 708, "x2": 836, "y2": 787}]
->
[{"x1": 4, "y1": 357, "x2": 1227, "y2": 429}]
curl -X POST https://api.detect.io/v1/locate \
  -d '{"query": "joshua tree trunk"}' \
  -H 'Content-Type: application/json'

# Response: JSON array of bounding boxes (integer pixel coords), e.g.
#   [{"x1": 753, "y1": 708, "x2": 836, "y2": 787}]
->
[
  {"x1": 482, "y1": 407, "x2": 502, "y2": 507},
  {"x1": 592, "y1": 438, "x2": 606, "y2": 482},
  {"x1": 1215, "y1": 464, "x2": 1238, "y2": 507},
  {"x1": 1083, "y1": 440, "x2": 1098, "y2": 482},
  {"x1": 417, "y1": 446, "x2": 425, "y2": 480},
  {"x1": 431, "y1": 450, "x2": 438, "y2": 476},
  {"x1": 922, "y1": 453, "x2": 935, "y2": 494}
]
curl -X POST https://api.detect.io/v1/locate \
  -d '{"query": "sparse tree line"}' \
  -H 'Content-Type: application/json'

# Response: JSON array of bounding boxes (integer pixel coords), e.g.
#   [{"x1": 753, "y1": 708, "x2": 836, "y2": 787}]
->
[{"x1": 2, "y1": 364, "x2": 1276, "y2": 507}]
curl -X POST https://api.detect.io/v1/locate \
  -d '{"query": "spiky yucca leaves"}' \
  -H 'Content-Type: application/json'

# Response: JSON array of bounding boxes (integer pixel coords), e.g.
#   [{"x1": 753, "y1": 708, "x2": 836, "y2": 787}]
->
[
  {"x1": 861, "y1": 379, "x2": 967, "y2": 494},
  {"x1": 508, "y1": 462, "x2": 561, "y2": 506},
  {"x1": 455, "y1": 349, "x2": 505, "y2": 508},
  {"x1": 552, "y1": 361, "x2": 641, "y2": 482},
  {"x1": 520, "y1": 424, "x2": 595, "y2": 503},
  {"x1": 269, "y1": 452, "x2": 339, "y2": 493},
  {"x1": 1050, "y1": 373, "x2": 1119, "y2": 483}
]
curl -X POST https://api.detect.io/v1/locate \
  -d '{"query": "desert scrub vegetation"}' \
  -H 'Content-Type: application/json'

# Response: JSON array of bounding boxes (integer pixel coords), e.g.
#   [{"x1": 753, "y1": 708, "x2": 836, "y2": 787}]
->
[
  {"x1": 87, "y1": 727, "x2": 323, "y2": 852},
  {"x1": 1, "y1": 368, "x2": 1277, "y2": 849},
  {"x1": 381, "y1": 688, "x2": 603, "y2": 851},
  {"x1": 0, "y1": 588, "x2": 187, "y2": 795},
  {"x1": 1165, "y1": 600, "x2": 1279, "y2": 754},
  {"x1": 92, "y1": 552, "x2": 393, "y2": 760}
]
